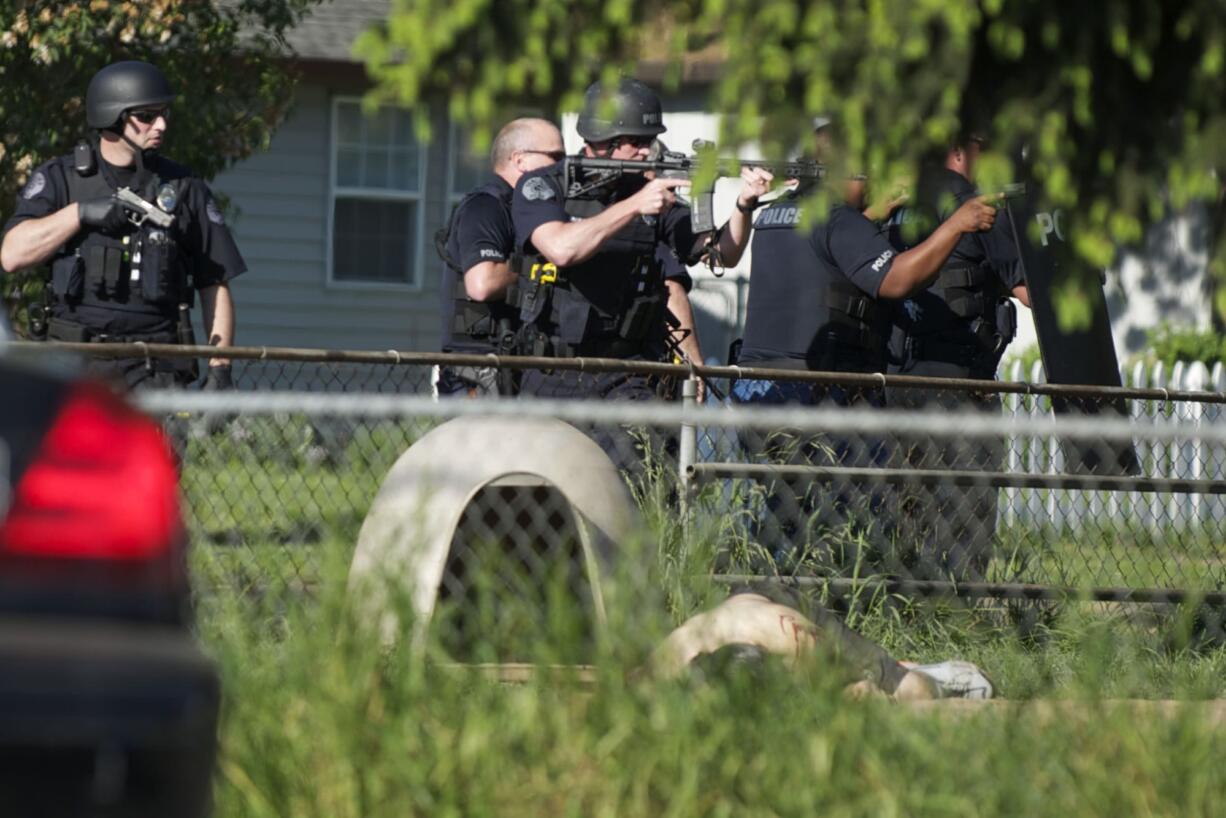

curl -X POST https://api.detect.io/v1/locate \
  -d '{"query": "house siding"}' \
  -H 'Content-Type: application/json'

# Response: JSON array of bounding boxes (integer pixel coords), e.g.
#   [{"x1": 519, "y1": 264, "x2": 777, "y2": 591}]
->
[{"x1": 211, "y1": 83, "x2": 451, "y2": 352}]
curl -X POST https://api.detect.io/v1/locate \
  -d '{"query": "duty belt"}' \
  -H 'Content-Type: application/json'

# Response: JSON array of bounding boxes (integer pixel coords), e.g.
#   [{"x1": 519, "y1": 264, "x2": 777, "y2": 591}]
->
[
  {"x1": 935, "y1": 262, "x2": 989, "y2": 289},
  {"x1": 905, "y1": 335, "x2": 982, "y2": 367},
  {"x1": 46, "y1": 316, "x2": 176, "y2": 345},
  {"x1": 523, "y1": 330, "x2": 647, "y2": 360}
]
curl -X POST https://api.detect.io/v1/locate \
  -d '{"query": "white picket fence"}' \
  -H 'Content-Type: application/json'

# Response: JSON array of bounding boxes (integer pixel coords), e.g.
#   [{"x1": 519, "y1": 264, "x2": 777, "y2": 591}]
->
[{"x1": 999, "y1": 359, "x2": 1226, "y2": 533}]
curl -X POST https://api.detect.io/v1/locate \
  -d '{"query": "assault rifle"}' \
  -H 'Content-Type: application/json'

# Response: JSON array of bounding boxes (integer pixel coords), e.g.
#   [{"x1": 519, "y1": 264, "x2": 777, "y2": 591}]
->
[
  {"x1": 565, "y1": 140, "x2": 824, "y2": 232},
  {"x1": 115, "y1": 187, "x2": 175, "y2": 229}
]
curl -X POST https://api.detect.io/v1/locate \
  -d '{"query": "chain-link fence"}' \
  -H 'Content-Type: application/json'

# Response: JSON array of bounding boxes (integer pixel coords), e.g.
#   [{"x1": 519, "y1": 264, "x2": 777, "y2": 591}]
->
[{"x1": 20, "y1": 342, "x2": 1226, "y2": 653}]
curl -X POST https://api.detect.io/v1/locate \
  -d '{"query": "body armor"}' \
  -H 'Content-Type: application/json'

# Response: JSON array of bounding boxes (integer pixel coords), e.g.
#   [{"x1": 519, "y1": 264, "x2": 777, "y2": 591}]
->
[
  {"x1": 516, "y1": 195, "x2": 669, "y2": 359},
  {"x1": 52, "y1": 149, "x2": 188, "y2": 314},
  {"x1": 436, "y1": 181, "x2": 522, "y2": 350}
]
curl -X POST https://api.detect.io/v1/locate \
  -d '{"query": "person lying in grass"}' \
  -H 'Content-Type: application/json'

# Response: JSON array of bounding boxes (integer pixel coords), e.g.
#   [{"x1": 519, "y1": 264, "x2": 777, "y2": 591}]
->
[{"x1": 652, "y1": 586, "x2": 993, "y2": 700}]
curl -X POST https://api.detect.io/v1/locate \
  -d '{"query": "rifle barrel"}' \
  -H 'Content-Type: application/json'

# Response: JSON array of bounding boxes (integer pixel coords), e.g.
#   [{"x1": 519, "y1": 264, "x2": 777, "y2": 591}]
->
[{"x1": 567, "y1": 157, "x2": 823, "y2": 179}]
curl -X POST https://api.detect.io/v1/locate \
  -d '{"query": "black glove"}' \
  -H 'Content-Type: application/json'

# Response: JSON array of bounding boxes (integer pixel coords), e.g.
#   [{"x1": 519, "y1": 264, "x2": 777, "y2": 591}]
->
[
  {"x1": 78, "y1": 196, "x2": 128, "y2": 232},
  {"x1": 202, "y1": 364, "x2": 234, "y2": 391}
]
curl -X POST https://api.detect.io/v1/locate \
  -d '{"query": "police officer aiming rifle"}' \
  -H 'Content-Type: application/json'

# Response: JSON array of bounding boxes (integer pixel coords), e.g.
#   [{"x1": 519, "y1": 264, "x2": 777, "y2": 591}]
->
[
  {"x1": 509, "y1": 77, "x2": 773, "y2": 468},
  {"x1": 1, "y1": 60, "x2": 245, "y2": 390},
  {"x1": 513, "y1": 78, "x2": 773, "y2": 384}
]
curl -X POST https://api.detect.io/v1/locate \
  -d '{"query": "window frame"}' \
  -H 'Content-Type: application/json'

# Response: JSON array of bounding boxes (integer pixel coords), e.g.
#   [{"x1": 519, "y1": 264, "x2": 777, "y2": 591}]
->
[
  {"x1": 325, "y1": 95, "x2": 428, "y2": 291},
  {"x1": 443, "y1": 121, "x2": 492, "y2": 215}
]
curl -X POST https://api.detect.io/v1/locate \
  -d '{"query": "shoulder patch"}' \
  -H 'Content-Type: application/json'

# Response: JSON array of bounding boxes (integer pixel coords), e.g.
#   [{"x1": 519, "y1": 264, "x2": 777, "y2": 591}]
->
[
  {"x1": 522, "y1": 176, "x2": 555, "y2": 202},
  {"x1": 21, "y1": 171, "x2": 47, "y2": 200},
  {"x1": 205, "y1": 197, "x2": 225, "y2": 225}
]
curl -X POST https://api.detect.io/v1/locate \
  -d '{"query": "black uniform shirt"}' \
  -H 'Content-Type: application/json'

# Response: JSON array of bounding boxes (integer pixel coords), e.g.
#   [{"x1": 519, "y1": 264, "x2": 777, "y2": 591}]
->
[
  {"x1": 3, "y1": 151, "x2": 246, "y2": 335},
  {"x1": 885, "y1": 166, "x2": 1023, "y2": 341},
  {"x1": 512, "y1": 163, "x2": 696, "y2": 320},
  {"x1": 439, "y1": 177, "x2": 517, "y2": 353},
  {"x1": 739, "y1": 195, "x2": 895, "y2": 371}
]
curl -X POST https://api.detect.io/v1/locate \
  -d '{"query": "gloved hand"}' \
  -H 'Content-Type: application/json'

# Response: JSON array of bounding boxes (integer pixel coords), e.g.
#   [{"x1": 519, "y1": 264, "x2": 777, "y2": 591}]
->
[
  {"x1": 201, "y1": 364, "x2": 234, "y2": 391},
  {"x1": 78, "y1": 196, "x2": 128, "y2": 232}
]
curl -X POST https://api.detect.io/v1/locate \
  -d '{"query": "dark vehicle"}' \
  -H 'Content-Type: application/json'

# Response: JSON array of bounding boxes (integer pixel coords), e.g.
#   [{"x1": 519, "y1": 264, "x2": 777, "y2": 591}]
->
[{"x1": 0, "y1": 331, "x2": 219, "y2": 817}]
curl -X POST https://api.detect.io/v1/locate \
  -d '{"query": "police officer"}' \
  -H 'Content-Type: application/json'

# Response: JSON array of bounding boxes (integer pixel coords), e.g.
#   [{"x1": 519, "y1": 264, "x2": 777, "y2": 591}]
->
[
  {"x1": 734, "y1": 123, "x2": 999, "y2": 562},
  {"x1": 0, "y1": 60, "x2": 245, "y2": 389},
  {"x1": 884, "y1": 133, "x2": 1032, "y2": 580},
  {"x1": 510, "y1": 78, "x2": 772, "y2": 468},
  {"x1": 436, "y1": 118, "x2": 565, "y2": 397}
]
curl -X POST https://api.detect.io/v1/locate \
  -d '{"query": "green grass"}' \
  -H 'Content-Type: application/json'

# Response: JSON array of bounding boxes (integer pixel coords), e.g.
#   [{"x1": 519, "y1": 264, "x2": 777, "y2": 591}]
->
[
  {"x1": 196, "y1": 539, "x2": 1226, "y2": 818},
  {"x1": 181, "y1": 417, "x2": 1226, "y2": 815}
]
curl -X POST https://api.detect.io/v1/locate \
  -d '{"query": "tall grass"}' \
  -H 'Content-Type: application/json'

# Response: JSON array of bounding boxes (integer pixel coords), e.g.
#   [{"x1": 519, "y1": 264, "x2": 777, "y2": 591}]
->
[
  {"x1": 183, "y1": 420, "x2": 1226, "y2": 816},
  {"x1": 198, "y1": 538, "x2": 1226, "y2": 818}
]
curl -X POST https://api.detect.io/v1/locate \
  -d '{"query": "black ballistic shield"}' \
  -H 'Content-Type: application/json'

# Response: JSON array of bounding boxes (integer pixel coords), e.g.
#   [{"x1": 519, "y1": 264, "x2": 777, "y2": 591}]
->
[{"x1": 1004, "y1": 176, "x2": 1140, "y2": 475}]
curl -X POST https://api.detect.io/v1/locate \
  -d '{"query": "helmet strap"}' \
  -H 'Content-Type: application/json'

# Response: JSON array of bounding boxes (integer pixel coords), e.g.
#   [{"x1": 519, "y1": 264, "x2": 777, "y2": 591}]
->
[
  {"x1": 118, "y1": 122, "x2": 145, "y2": 161},
  {"x1": 96, "y1": 119, "x2": 153, "y2": 189}
]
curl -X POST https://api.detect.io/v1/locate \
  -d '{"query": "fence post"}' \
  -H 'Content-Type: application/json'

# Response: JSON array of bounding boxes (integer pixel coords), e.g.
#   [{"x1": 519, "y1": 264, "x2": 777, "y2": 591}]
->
[
  {"x1": 1128, "y1": 359, "x2": 1147, "y2": 533},
  {"x1": 1003, "y1": 359, "x2": 1022, "y2": 529},
  {"x1": 1149, "y1": 361, "x2": 1167, "y2": 538},
  {"x1": 1212, "y1": 363, "x2": 1226, "y2": 530},
  {"x1": 679, "y1": 377, "x2": 699, "y2": 522},
  {"x1": 1169, "y1": 361, "x2": 1187, "y2": 531},
  {"x1": 1184, "y1": 362, "x2": 1209, "y2": 529}
]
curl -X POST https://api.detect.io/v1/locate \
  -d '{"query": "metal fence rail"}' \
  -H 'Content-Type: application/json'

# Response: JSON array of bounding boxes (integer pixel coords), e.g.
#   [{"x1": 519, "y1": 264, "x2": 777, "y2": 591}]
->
[
  {"x1": 13, "y1": 342, "x2": 1224, "y2": 648},
  {"x1": 131, "y1": 386, "x2": 1225, "y2": 616}
]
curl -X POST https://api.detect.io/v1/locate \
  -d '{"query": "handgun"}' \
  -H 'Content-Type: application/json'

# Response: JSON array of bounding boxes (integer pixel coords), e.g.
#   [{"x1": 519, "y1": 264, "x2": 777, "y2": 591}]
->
[{"x1": 115, "y1": 187, "x2": 175, "y2": 229}]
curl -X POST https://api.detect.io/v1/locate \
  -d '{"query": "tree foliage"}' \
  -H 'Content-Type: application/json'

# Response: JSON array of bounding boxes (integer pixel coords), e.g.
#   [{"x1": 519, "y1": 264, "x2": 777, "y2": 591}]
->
[
  {"x1": 359, "y1": 0, "x2": 1226, "y2": 317},
  {"x1": 0, "y1": 0, "x2": 318, "y2": 212}
]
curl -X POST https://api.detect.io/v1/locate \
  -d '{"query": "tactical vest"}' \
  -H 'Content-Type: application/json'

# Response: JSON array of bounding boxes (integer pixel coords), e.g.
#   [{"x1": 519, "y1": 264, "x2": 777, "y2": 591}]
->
[
  {"x1": 435, "y1": 182, "x2": 522, "y2": 348},
  {"x1": 819, "y1": 279, "x2": 885, "y2": 370},
  {"x1": 904, "y1": 261, "x2": 1017, "y2": 369},
  {"x1": 51, "y1": 151, "x2": 188, "y2": 313},
  {"x1": 930, "y1": 261, "x2": 1000, "y2": 321},
  {"x1": 516, "y1": 195, "x2": 669, "y2": 359},
  {"x1": 745, "y1": 199, "x2": 886, "y2": 372}
]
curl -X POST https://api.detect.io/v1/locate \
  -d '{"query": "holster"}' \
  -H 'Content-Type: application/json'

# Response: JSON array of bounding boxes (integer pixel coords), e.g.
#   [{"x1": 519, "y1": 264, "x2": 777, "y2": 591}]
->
[
  {"x1": 553, "y1": 288, "x2": 600, "y2": 345},
  {"x1": 518, "y1": 278, "x2": 550, "y2": 326},
  {"x1": 995, "y1": 297, "x2": 1017, "y2": 344},
  {"x1": 617, "y1": 292, "x2": 667, "y2": 343},
  {"x1": 46, "y1": 317, "x2": 93, "y2": 342}
]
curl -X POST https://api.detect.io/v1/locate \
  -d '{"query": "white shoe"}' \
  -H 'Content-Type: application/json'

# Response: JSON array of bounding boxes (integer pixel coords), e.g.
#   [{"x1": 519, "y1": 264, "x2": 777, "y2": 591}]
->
[{"x1": 903, "y1": 660, "x2": 995, "y2": 699}]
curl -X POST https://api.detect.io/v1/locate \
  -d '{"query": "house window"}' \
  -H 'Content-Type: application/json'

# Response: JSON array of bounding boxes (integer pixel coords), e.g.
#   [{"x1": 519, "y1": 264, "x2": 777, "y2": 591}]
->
[
  {"x1": 329, "y1": 98, "x2": 426, "y2": 287},
  {"x1": 446, "y1": 124, "x2": 490, "y2": 207}
]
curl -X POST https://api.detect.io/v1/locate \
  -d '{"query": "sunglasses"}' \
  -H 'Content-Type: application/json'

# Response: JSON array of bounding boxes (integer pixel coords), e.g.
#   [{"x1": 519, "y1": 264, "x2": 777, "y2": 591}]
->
[
  {"x1": 522, "y1": 149, "x2": 566, "y2": 161},
  {"x1": 614, "y1": 134, "x2": 654, "y2": 149},
  {"x1": 128, "y1": 108, "x2": 170, "y2": 125},
  {"x1": 591, "y1": 134, "x2": 655, "y2": 152}
]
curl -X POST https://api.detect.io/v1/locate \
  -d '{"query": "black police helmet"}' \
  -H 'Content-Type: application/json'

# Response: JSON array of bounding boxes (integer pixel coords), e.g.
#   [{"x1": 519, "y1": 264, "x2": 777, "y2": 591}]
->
[
  {"x1": 86, "y1": 61, "x2": 174, "y2": 131},
  {"x1": 576, "y1": 78, "x2": 666, "y2": 143}
]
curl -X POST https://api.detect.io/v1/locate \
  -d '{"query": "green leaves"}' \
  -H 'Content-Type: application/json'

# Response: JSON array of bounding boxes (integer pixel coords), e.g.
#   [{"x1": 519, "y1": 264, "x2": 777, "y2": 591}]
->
[{"x1": 363, "y1": 0, "x2": 1226, "y2": 322}]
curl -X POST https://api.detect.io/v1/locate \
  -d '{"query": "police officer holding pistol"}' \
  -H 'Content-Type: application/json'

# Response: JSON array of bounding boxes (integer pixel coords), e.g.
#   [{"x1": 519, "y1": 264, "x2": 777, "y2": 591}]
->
[
  {"x1": 436, "y1": 118, "x2": 565, "y2": 397},
  {"x1": 1, "y1": 60, "x2": 245, "y2": 390},
  {"x1": 510, "y1": 78, "x2": 771, "y2": 468},
  {"x1": 735, "y1": 121, "x2": 1000, "y2": 562},
  {"x1": 884, "y1": 132, "x2": 1032, "y2": 580}
]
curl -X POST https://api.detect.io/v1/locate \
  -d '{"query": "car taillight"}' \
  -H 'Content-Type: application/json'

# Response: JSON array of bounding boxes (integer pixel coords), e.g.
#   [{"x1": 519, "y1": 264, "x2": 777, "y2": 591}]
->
[{"x1": 0, "y1": 382, "x2": 182, "y2": 561}]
